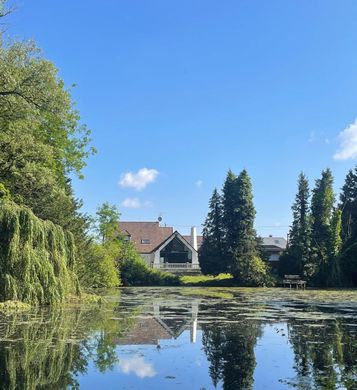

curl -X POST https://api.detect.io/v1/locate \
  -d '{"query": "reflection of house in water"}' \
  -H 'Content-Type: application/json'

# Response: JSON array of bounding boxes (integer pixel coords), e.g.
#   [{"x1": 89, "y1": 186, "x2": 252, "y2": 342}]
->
[{"x1": 116, "y1": 300, "x2": 199, "y2": 346}]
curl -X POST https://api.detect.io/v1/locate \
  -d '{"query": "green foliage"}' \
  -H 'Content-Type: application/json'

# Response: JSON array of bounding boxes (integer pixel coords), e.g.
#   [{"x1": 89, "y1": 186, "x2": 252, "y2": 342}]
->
[
  {"x1": 0, "y1": 41, "x2": 95, "y2": 177},
  {"x1": 78, "y1": 242, "x2": 120, "y2": 288},
  {"x1": 340, "y1": 242, "x2": 357, "y2": 286},
  {"x1": 310, "y1": 169, "x2": 335, "y2": 285},
  {"x1": 95, "y1": 202, "x2": 120, "y2": 243},
  {"x1": 0, "y1": 300, "x2": 31, "y2": 314},
  {"x1": 120, "y1": 253, "x2": 179, "y2": 286},
  {"x1": 0, "y1": 200, "x2": 79, "y2": 305},
  {"x1": 279, "y1": 173, "x2": 312, "y2": 278},
  {"x1": 0, "y1": 182, "x2": 10, "y2": 199},
  {"x1": 199, "y1": 188, "x2": 226, "y2": 275},
  {"x1": 339, "y1": 166, "x2": 357, "y2": 244},
  {"x1": 0, "y1": 28, "x2": 95, "y2": 289},
  {"x1": 222, "y1": 170, "x2": 266, "y2": 284},
  {"x1": 180, "y1": 273, "x2": 233, "y2": 286}
]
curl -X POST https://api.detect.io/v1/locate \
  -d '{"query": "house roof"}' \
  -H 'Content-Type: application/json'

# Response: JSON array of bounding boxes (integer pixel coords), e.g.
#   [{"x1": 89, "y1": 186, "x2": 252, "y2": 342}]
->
[
  {"x1": 182, "y1": 235, "x2": 203, "y2": 250},
  {"x1": 151, "y1": 230, "x2": 198, "y2": 253},
  {"x1": 262, "y1": 236, "x2": 287, "y2": 250},
  {"x1": 119, "y1": 222, "x2": 173, "y2": 254}
]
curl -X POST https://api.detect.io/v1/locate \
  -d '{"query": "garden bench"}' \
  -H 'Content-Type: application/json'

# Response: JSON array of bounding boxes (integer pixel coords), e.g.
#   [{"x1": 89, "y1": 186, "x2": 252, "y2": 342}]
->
[{"x1": 283, "y1": 275, "x2": 306, "y2": 289}]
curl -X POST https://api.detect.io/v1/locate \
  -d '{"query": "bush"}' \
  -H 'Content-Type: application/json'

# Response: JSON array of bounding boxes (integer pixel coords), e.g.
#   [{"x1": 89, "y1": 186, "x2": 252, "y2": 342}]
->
[
  {"x1": 234, "y1": 255, "x2": 275, "y2": 287},
  {"x1": 78, "y1": 242, "x2": 121, "y2": 288},
  {"x1": 120, "y1": 256, "x2": 179, "y2": 286}
]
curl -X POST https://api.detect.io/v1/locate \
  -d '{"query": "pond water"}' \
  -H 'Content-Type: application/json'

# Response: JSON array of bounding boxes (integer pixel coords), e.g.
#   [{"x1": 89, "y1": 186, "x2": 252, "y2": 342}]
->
[{"x1": 0, "y1": 288, "x2": 357, "y2": 390}]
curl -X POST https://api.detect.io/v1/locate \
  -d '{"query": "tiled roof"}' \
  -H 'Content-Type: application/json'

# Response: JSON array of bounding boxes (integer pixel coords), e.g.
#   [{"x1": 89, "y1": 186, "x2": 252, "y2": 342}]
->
[
  {"x1": 182, "y1": 235, "x2": 203, "y2": 249},
  {"x1": 119, "y1": 222, "x2": 173, "y2": 254},
  {"x1": 262, "y1": 236, "x2": 287, "y2": 250}
]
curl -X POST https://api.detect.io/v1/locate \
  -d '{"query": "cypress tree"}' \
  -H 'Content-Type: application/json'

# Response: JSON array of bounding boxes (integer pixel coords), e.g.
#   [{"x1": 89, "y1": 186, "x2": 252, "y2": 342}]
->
[
  {"x1": 199, "y1": 188, "x2": 226, "y2": 275},
  {"x1": 310, "y1": 169, "x2": 335, "y2": 286},
  {"x1": 339, "y1": 167, "x2": 357, "y2": 245},
  {"x1": 339, "y1": 167, "x2": 357, "y2": 286},
  {"x1": 222, "y1": 169, "x2": 269, "y2": 285},
  {"x1": 327, "y1": 209, "x2": 342, "y2": 286},
  {"x1": 279, "y1": 173, "x2": 311, "y2": 278}
]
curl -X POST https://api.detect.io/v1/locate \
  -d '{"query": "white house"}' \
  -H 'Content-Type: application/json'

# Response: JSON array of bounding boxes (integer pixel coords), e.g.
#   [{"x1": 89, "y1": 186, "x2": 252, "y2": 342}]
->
[{"x1": 119, "y1": 222, "x2": 202, "y2": 273}]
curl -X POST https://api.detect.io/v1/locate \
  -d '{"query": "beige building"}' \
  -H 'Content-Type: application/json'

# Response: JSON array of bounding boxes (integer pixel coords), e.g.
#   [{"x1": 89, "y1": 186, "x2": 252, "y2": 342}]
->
[{"x1": 119, "y1": 221, "x2": 202, "y2": 273}]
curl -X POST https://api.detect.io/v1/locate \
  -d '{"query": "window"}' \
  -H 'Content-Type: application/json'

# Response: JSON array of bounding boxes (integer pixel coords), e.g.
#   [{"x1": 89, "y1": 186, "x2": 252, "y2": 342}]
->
[
  {"x1": 274, "y1": 240, "x2": 280, "y2": 245},
  {"x1": 141, "y1": 239, "x2": 150, "y2": 244}
]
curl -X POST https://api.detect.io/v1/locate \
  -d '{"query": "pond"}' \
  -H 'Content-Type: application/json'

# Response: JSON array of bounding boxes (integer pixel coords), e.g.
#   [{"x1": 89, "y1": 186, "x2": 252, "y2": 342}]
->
[{"x1": 0, "y1": 287, "x2": 356, "y2": 389}]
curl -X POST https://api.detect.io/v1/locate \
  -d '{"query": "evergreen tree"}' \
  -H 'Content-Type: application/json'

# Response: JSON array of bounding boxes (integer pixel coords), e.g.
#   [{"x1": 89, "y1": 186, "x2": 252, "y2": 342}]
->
[
  {"x1": 222, "y1": 169, "x2": 270, "y2": 285},
  {"x1": 339, "y1": 167, "x2": 357, "y2": 286},
  {"x1": 199, "y1": 188, "x2": 226, "y2": 275},
  {"x1": 339, "y1": 167, "x2": 357, "y2": 245},
  {"x1": 327, "y1": 209, "x2": 342, "y2": 286},
  {"x1": 310, "y1": 169, "x2": 335, "y2": 286},
  {"x1": 279, "y1": 173, "x2": 311, "y2": 278}
]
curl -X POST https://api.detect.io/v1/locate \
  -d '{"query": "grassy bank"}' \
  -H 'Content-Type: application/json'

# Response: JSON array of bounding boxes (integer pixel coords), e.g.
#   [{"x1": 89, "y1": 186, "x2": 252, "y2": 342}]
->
[{"x1": 180, "y1": 273, "x2": 234, "y2": 286}]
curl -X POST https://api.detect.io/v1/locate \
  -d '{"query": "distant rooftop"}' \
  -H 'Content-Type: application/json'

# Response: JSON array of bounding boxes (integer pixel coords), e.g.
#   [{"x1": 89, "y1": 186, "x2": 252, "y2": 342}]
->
[{"x1": 262, "y1": 236, "x2": 287, "y2": 250}]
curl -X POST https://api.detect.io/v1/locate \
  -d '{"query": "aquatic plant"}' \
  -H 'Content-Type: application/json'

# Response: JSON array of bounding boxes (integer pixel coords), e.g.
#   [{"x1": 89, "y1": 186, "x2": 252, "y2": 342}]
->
[{"x1": 0, "y1": 200, "x2": 80, "y2": 305}]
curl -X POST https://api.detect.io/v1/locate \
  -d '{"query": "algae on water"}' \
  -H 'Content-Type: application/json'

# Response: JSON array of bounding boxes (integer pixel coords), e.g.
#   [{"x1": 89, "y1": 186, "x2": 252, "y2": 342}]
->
[{"x1": 0, "y1": 200, "x2": 80, "y2": 305}]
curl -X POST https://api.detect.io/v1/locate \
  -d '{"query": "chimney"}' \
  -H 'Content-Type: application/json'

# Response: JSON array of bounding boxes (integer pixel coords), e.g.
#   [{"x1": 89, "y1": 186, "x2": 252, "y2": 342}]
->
[{"x1": 191, "y1": 226, "x2": 198, "y2": 251}]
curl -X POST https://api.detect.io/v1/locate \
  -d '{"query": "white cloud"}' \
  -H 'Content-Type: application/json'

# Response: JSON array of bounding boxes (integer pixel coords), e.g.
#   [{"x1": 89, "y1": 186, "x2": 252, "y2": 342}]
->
[
  {"x1": 308, "y1": 131, "x2": 316, "y2": 143},
  {"x1": 121, "y1": 198, "x2": 152, "y2": 209},
  {"x1": 195, "y1": 180, "x2": 203, "y2": 188},
  {"x1": 119, "y1": 168, "x2": 159, "y2": 191},
  {"x1": 121, "y1": 197, "x2": 141, "y2": 209},
  {"x1": 334, "y1": 119, "x2": 357, "y2": 161},
  {"x1": 118, "y1": 355, "x2": 156, "y2": 378}
]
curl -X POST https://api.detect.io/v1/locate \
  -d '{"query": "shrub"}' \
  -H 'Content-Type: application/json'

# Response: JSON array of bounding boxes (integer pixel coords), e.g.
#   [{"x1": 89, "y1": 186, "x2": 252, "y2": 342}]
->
[
  {"x1": 79, "y1": 243, "x2": 121, "y2": 288},
  {"x1": 120, "y1": 255, "x2": 179, "y2": 286},
  {"x1": 234, "y1": 255, "x2": 275, "y2": 287}
]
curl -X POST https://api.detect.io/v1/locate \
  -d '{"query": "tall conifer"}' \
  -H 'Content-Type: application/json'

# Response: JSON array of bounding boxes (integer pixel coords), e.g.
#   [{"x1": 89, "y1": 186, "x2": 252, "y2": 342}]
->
[
  {"x1": 279, "y1": 173, "x2": 311, "y2": 278},
  {"x1": 199, "y1": 188, "x2": 226, "y2": 275},
  {"x1": 310, "y1": 169, "x2": 335, "y2": 285}
]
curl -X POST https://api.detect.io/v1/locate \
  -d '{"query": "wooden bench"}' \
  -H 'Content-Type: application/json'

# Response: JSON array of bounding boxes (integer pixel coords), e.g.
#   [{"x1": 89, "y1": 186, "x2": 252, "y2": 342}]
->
[{"x1": 283, "y1": 275, "x2": 306, "y2": 289}]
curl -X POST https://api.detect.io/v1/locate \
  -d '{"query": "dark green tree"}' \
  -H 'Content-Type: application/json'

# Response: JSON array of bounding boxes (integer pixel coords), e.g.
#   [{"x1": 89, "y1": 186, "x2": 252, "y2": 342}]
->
[
  {"x1": 339, "y1": 167, "x2": 357, "y2": 244},
  {"x1": 310, "y1": 169, "x2": 335, "y2": 286},
  {"x1": 279, "y1": 173, "x2": 311, "y2": 278},
  {"x1": 222, "y1": 169, "x2": 270, "y2": 285},
  {"x1": 199, "y1": 188, "x2": 226, "y2": 275},
  {"x1": 339, "y1": 167, "x2": 357, "y2": 286}
]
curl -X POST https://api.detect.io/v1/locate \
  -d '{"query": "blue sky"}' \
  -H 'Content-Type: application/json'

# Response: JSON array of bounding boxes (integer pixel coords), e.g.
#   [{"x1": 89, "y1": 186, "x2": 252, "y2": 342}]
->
[{"x1": 7, "y1": 0, "x2": 357, "y2": 236}]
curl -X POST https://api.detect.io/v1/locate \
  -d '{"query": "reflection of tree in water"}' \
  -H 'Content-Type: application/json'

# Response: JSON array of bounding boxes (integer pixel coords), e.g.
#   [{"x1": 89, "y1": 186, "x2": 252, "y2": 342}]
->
[
  {"x1": 0, "y1": 303, "x2": 136, "y2": 390},
  {"x1": 202, "y1": 320, "x2": 262, "y2": 390},
  {"x1": 288, "y1": 319, "x2": 357, "y2": 390}
]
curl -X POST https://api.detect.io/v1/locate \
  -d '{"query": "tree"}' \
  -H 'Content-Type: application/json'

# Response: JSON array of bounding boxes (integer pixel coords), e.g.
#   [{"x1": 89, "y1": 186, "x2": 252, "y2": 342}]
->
[
  {"x1": 222, "y1": 169, "x2": 270, "y2": 285},
  {"x1": 327, "y1": 209, "x2": 342, "y2": 286},
  {"x1": 0, "y1": 41, "x2": 95, "y2": 177},
  {"x1": 310, "y1": 169, "x2": 335, "y2": 286},
  {"x1": 279, "y1": 173, "x2": 312, "y2": 278},
  {"x1": 340, "y1": 167, "x2": 357, "y2": 245},
  {"x1": 199, "y1": 188, "x2": 226, "y2": 274},
  {"x1": 96, "y1": 202, "x2": 121, "y2": 243}
]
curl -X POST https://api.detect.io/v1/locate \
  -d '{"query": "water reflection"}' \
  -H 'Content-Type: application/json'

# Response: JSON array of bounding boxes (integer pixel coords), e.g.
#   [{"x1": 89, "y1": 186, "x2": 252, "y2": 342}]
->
[{"x1": 0, "y1": 288, "x2": 356, "y2": 389}]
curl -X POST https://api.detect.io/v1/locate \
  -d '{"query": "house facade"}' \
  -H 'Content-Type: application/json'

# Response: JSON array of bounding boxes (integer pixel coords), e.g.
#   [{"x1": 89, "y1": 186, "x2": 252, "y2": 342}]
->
[
  {"x1": 262, "y1": 236, "x2": 287, "y2": 263},
  {"x1": 119, "y1": 222, "x2": 202, "y2": 273},
  {"x1": 120, "y1": 221, "x2": 286, "y2": 273}
]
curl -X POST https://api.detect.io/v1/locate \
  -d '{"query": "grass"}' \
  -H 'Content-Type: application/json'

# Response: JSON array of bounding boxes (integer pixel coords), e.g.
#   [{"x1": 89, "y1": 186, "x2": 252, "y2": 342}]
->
[{"x1": 180, "y1": 273, "x2": 234, "y2": 286}]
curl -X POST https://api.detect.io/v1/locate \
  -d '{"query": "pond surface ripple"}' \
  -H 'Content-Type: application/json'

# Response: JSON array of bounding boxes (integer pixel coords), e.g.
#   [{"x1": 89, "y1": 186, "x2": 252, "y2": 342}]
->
[{"x1": 0, "y1": 287, "x2": 356, "y2": 390}]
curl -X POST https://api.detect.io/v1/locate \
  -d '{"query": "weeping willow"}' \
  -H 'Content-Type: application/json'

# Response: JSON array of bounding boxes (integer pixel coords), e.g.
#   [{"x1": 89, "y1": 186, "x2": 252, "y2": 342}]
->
[{"x1": 0, "y1": 200, "x2": 80, "y2": 305}]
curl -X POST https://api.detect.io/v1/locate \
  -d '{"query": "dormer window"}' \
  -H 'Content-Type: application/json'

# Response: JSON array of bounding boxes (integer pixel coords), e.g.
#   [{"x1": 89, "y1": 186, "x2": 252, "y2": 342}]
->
[{"x1": 141, "y1": 239, "x2": 150, "y2": 244}]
